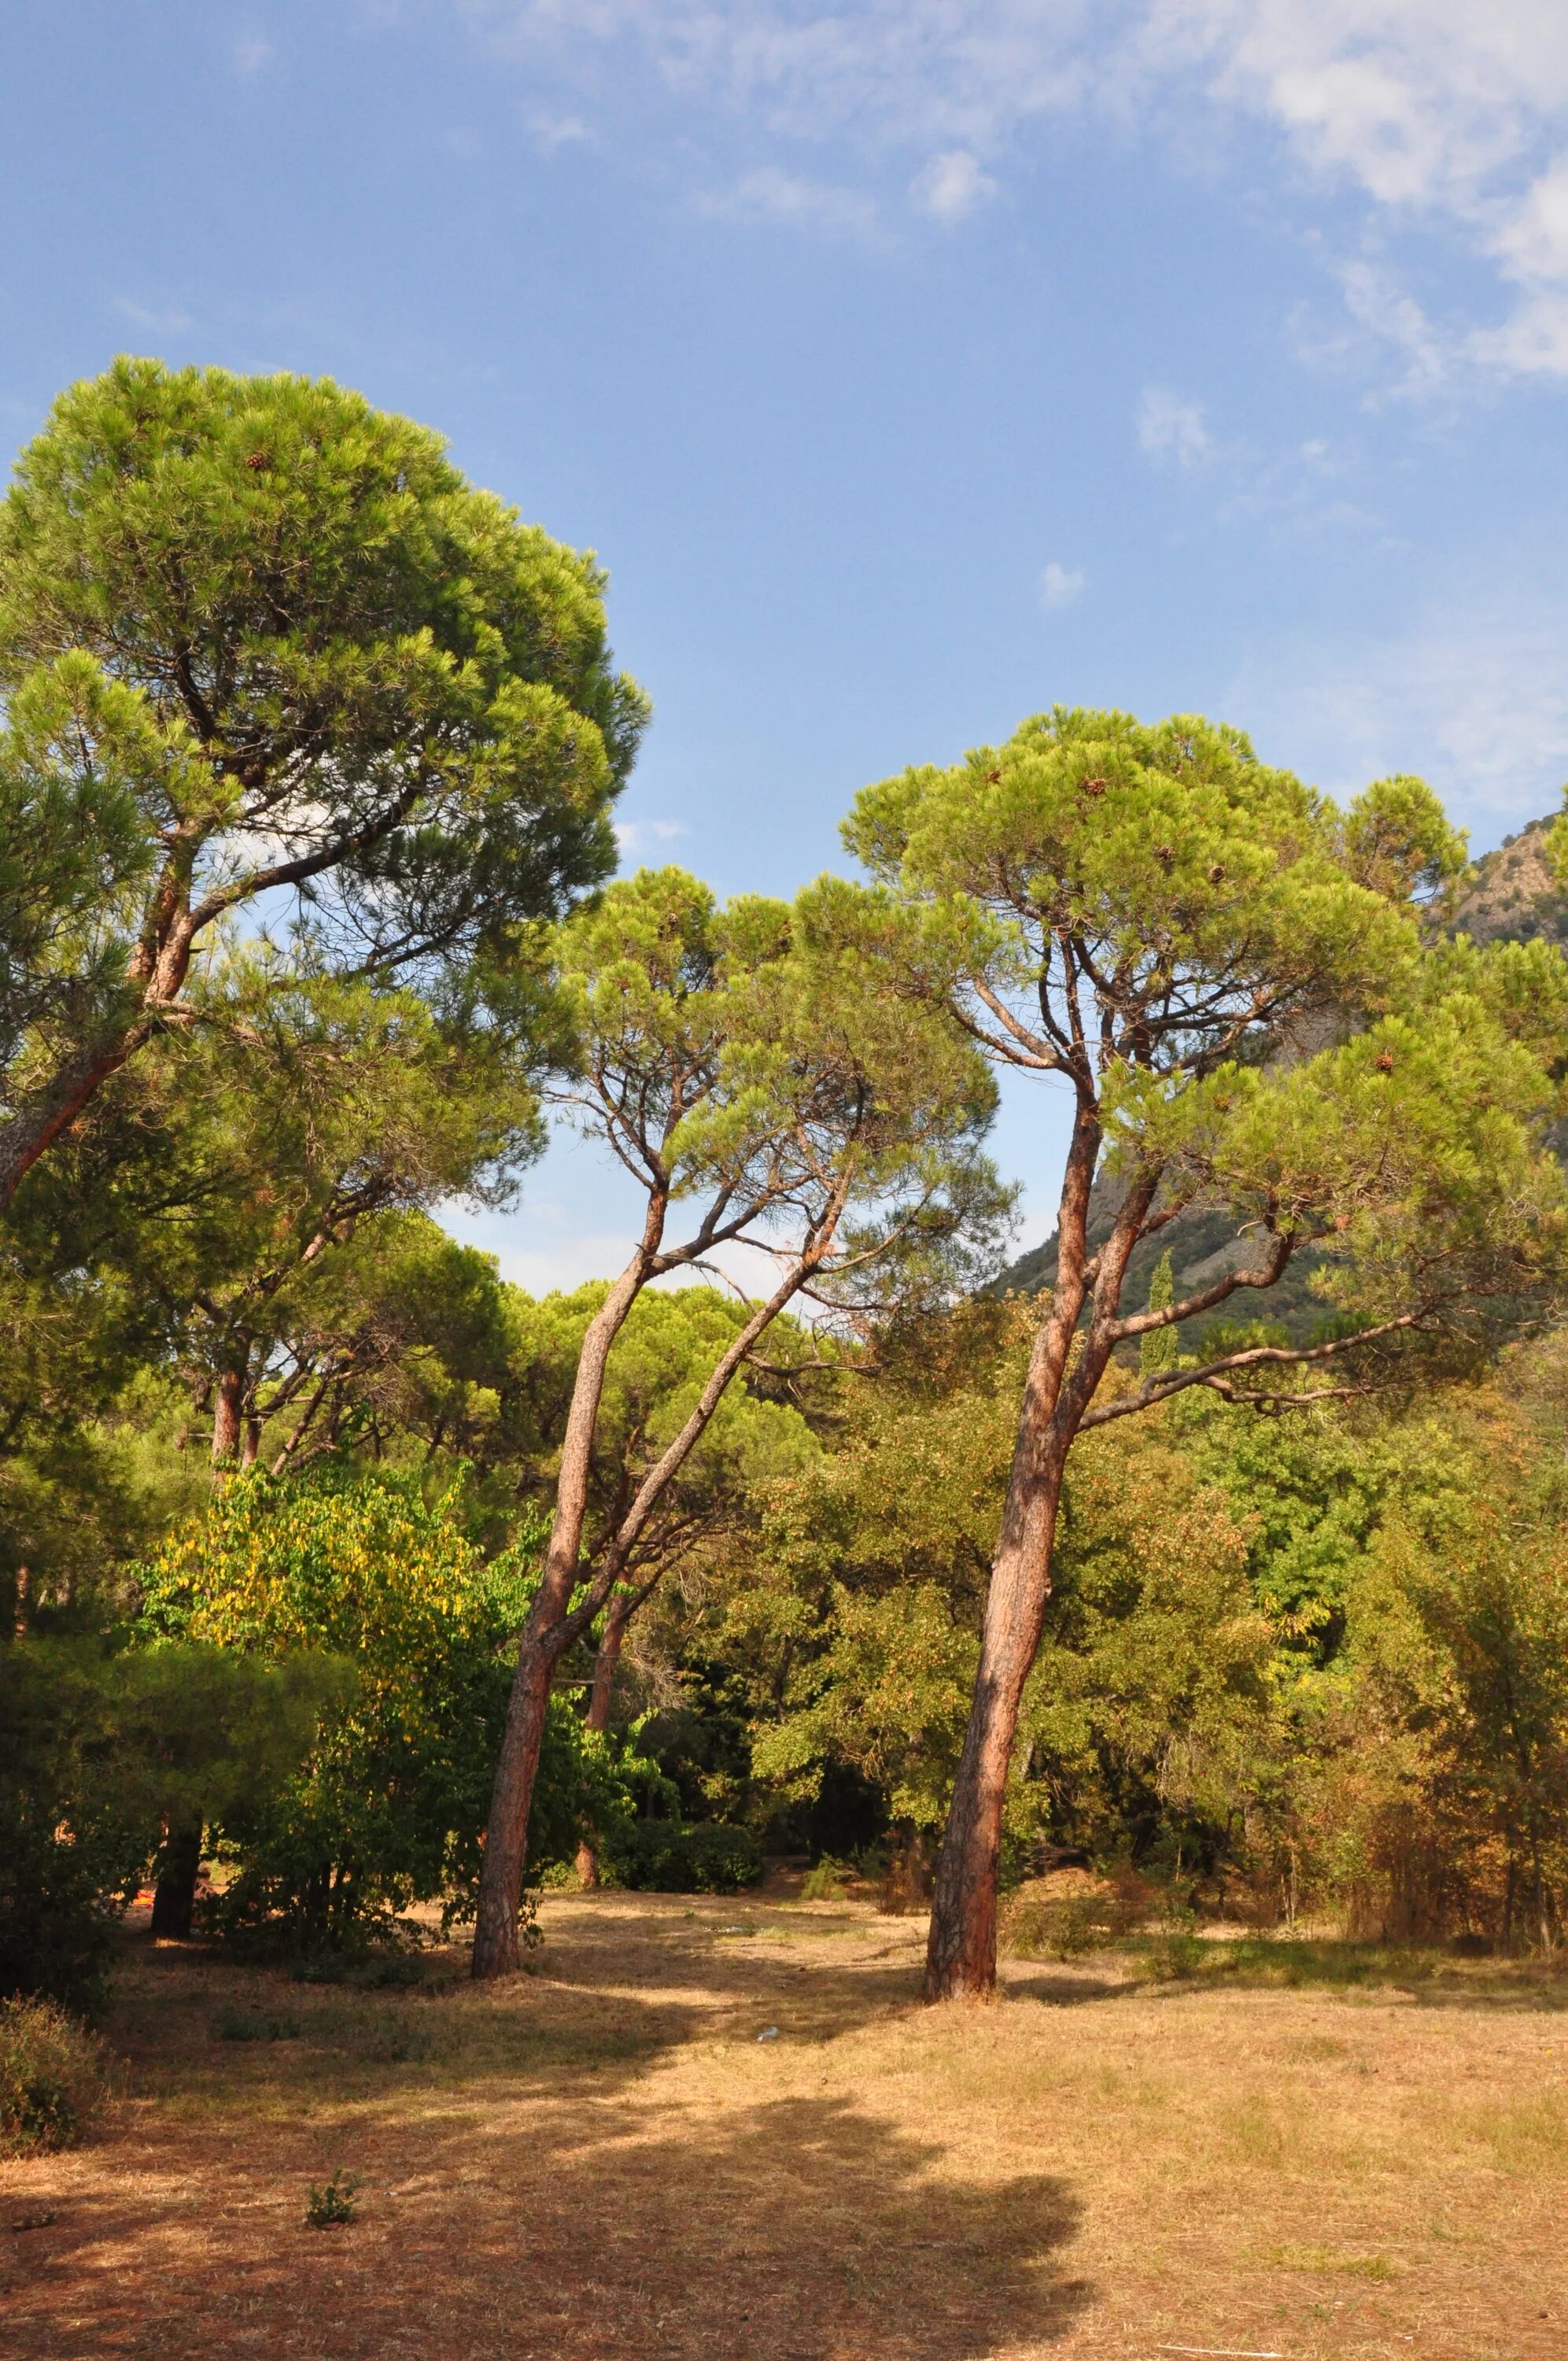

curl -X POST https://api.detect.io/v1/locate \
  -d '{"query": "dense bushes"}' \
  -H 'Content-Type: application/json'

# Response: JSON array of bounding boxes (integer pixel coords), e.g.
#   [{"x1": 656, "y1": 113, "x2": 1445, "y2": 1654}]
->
[
  {"x1": 0, "y1": 1636, "x2": 327, "y2": 2006},
  {"x1": 604, "y1": 1819, "x2": 765, "y2": 1894},
  {"x1": 138, "y1": 1465, "x2": 629, "y2": 1949}
]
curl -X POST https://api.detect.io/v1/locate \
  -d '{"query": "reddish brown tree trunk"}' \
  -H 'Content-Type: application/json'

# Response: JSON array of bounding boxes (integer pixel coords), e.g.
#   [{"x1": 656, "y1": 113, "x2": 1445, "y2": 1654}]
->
[
  {"x1": 0, "y1": 1028, "x2": 153, "y2": 1214},
  {"x1": 471, "y1": 1192, "x2": 843, "y2": 1980},
  {"x1": 922, "y1": 1391, "x2": 1073, "y2": 2000},
  {"x1": 923, "y1": 1100, "x2": 1120, "y2": 2003},
  {"x1": 470, "y1": 1635, "x2": 558, "y2": 1975},
  {"x1": 574, "y1": 1592, "x2": 631, "y2": 1889},
  {"x1": 471, "y1": 1241, "x2": 656, "y2": 1979},
  {"x1": 212, "y1": 1366, "x2": 245, "y2": 1466}
]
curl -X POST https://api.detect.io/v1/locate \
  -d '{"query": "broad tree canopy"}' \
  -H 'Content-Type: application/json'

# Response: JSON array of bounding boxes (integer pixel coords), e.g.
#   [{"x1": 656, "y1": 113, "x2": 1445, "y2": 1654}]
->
[
  {"x1": 845, "y1": 705, "x2": 1568, "y2": 2000},
  {"x1": 0, "y1": 358, "x2": 646, "y2": 1206}
]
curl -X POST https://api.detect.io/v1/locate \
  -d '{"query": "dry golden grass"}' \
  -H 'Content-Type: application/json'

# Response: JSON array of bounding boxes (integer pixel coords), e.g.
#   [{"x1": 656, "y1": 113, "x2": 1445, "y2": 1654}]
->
[{"x1": 3, "y1": 1891, "x2": 1566, "y2": 2359}]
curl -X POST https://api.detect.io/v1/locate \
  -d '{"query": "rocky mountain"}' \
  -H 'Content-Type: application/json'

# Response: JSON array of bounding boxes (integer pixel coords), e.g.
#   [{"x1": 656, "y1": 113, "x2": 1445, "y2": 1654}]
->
[{"x1": 993, "y1": 815, "x2": 1566, "y2": 1336}]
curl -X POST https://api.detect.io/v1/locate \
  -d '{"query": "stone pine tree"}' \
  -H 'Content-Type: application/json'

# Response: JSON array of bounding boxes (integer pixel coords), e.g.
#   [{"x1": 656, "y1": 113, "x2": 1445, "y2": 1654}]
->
[
  {"x1": 844, "y1": 707, "x2": 1568, "y2": 2001},
  {"x1": 0, "y1": 358, "x2": 644, "y2": 1213},
  {"x1": 470, "y1": 867, "x2": 1005, "y2": 1978}
]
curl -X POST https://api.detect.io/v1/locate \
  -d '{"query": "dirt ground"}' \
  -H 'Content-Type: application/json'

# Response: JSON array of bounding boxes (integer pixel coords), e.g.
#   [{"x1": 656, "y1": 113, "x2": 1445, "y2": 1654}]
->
[{"x1": 4, "y1": 1890, "x2": 1566, "y2": 2361}]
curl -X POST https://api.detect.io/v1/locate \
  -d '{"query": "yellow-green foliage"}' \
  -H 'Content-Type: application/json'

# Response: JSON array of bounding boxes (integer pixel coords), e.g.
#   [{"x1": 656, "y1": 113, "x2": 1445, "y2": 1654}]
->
[{"x1": 138, "y1": 1467, "x2": 592, "y2": 1944}]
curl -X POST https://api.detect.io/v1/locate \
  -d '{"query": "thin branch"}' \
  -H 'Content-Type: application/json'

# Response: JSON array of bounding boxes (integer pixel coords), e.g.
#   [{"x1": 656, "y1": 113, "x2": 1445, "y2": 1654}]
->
[{"x1": 1077, "y1": 1311, "x2": 1424, "y2": 1430}]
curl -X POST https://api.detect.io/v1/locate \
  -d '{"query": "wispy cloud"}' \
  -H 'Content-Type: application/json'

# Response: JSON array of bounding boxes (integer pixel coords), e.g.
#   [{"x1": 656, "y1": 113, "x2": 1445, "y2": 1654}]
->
[
  {"x1": 1039, "y1": 560, "x2": 1085, "y2": 610},
  {"x1": 529, "y1": 109, "x2": 592, "y2": 150},
  {"x1": 910, "y1": 149, "x2": 998, "y2": 220},
  {"x1": 694, "y1": 164, "x2": 881, "y2": 242},
  {"x1": 1228, "y1": 580, "x2": 1568, "y2": 823},
  {"x1": 1137, "y1": 386, "x2": 1212, "y2": 467},
  {"x1": 234, "y1": 31, "x2": 272, "y2": 75},
  {"x1": 113, "y1": 297, "x2": 194, "y2": 336},
  {"x1": 614, "y1": 817, "x2": 690, "y2": 856},
  {"x1": 456, "y1": 1, "x2": 1568, "y2": 386}
]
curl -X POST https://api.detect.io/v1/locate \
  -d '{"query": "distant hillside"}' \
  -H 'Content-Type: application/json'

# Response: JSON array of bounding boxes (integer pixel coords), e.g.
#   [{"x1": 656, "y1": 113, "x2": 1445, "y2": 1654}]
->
[
  {"x1": 994, "y1": 815, "x2": 1566, "y2": 1336},
  {"x1": 1450, "y1": 816, "x2": 1568, "y2": 950}
]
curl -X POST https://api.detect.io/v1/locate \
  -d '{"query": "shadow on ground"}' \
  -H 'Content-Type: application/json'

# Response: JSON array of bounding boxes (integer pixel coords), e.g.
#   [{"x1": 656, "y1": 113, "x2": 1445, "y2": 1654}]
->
[{"x1": 3, "y1": 1900, "x2": 1092, "y2": 2360}]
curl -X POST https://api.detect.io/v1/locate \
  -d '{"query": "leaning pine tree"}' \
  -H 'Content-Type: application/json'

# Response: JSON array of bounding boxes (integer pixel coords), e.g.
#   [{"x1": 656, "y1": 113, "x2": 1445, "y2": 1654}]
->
[
  {"x1": 470, "y1": 866, "x2": 1005, "y2": 1978},
  {"x1": 843, "y1": 710, "x2": 1568, "y2": 2001}
]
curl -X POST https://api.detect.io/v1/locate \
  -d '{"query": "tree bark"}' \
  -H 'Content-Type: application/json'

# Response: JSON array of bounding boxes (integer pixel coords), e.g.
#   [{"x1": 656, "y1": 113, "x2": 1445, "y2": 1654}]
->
[
  {"x1": 212, "y1": 1366, "x2": 245, "y2": 1466},
  {"x1": 922, "y1": 1426, "x2": 1072, "y2": 1999},
  {"x1": 470, "y1": 1177, "x2": 849, "y2": 1980},
  {"x1": 470, "y1": 1236, "x2": 659, "y2": 1979},
  {"x1": 923, "y1": 1098, "x2": 1112, "y2": 2002},
  {"x1": 574, "y1": 1592, "x2": 631, "y2": 1889},
  {"x1": 470, "y1": 1634, "x2": 558, "y2": 1975},
  {"x1": 0, "y1": 1027, "x2": 154, "y2": 1214},
  {"x1": 150, "y1": 1820, "x2": 203, "y2": 1940}
]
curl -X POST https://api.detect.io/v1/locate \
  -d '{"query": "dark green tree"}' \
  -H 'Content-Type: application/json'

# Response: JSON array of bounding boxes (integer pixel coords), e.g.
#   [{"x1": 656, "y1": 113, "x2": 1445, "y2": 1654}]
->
[{"x1": 0, "y1": 358, "x2": 644, "y2": 1210}]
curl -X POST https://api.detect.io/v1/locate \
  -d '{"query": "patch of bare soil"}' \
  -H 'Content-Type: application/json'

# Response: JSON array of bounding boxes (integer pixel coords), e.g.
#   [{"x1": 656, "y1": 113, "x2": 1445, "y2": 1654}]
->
[{"x1": 3, "y1": 1894, "x2": 1566, "y2": 2360}]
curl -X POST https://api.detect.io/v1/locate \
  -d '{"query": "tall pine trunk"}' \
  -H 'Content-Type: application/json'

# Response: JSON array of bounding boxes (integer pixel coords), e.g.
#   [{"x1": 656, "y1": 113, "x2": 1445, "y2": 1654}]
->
[
  {"x1": 922, "y1": 1442, "x2": 1069, "y2": 1999},
  {"x1": 471, "y1": 1242, "x2": 656, "y2": 1979},
  {"x1": 921, "y1": 1100, "x2": 1116, "y2": 2003},
  {"x1": 574, "y1": 1593, "x2": 630, "y2": 1890},
  {"x1": 470, "y1": 1635, "x2": 557, "y2": 1975}
]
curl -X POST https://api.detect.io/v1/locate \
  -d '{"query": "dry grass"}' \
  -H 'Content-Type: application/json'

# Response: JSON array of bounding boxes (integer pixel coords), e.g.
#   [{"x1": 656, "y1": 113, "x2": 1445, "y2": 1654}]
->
[{"x1": 3, "y1": 1891, "x2": 1566, "y2": 2359}]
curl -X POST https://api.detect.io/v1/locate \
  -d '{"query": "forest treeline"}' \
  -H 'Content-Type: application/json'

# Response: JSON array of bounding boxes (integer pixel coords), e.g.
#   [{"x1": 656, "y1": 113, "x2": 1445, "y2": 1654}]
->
[{"x1": 6, "y1": 360, "x2": 1568, "y2": 2020}]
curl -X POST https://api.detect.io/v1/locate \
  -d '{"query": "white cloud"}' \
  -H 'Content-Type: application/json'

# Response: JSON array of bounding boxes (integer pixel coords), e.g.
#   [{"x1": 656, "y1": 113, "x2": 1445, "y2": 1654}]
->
[
  {"x1": 910, "y1": 149, "x2": 998, "y2": 220},
  {"x1": 694, "y1": 164, "x2": 882, "y2": 241},
  {"x1": 1039, "y1": 560, "x2": 1085, "y2": 610},
  {"x1": 1227, "y1": 586, "x2": 1568, "y2": 822},
  {"x1": 529, "y1": 109, "x2": 592, "y2": 150},
  {"x1": 1137, "y1": 386, "x2": 1212, "y2": 467},
  {"x1": 234, "y1": 31, "x2": 272, "y2": 74},
  {"x1": 614, "y1": 817, "x2": 690, "y2": 856},
  {"x1": 457, "y1": 1, "x2": 1568, "y2": 383}
]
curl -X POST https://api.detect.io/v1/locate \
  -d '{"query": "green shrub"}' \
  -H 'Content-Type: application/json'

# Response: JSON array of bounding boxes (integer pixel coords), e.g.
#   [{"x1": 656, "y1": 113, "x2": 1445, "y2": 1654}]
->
[
  {"x1": 0, "y1": 1997, "x2": 109, "y2": 2153},
  {"x1": 0, "y1": 1635, "x2": 334, "y2": 2008},
  {"x1": 304, "y1": 2167, "x2": 363, "y2": 2228},
  {"x1": 139, "y1": 1469, "x2": 618, "y2": 1949},
  {"x1": 800, "y1": 1855, "x2": 853, "y2": 1901},
  {"x1": 607, "y1": 1820, "x2": 764, "y2": 1894}
]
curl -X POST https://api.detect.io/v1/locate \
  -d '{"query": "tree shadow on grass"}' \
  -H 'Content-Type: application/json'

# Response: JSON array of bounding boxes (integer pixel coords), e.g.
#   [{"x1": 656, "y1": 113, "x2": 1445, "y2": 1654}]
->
[{"x1": 6, "y1": 2078, "x2": 1090, "y2": 2360}]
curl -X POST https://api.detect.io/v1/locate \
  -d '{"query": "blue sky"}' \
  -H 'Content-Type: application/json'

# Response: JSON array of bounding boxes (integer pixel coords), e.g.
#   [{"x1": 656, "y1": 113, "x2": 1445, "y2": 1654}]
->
[{"x1": 6, "y1": 2, "x2": 1568, "y2": 1283}]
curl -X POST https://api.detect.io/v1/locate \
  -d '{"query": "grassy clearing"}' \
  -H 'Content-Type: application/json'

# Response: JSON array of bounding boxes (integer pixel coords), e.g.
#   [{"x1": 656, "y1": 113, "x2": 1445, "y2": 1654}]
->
[{"x1": 2, "y1": 1893, "x2": 1566, "y2": 2358}]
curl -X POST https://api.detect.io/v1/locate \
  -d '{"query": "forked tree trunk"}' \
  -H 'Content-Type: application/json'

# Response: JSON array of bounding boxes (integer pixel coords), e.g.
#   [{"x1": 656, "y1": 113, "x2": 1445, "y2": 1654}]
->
[
  {"x1": 471, "y1": 1194, "x2": 843, "y2": 1981},
  {"x1": 471, "y1": 1245, "x2": 655, "y2": 1979},
  {"x1": 151, "y1": 1820, "x2": 203, "y2": 1940},
  {"x1": 574, "y1": 1593, "x2": 631, "y2": 1889}
]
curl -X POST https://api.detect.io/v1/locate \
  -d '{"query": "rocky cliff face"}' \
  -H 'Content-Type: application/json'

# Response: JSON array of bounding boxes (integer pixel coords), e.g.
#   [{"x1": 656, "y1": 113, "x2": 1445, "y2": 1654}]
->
[
  {"x1": 994, "y1": 815, "x2": 1565, "y2": 1332},
  {"x1": 1449, "y1": 817, "x2": 1568, "y2": 950}
]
